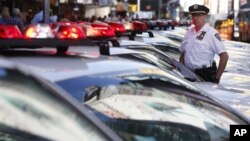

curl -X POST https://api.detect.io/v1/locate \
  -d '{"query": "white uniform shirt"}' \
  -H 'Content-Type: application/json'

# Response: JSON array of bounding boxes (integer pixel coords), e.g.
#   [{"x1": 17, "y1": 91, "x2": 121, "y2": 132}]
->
[
  {"x1": 31, "y1": 11, "x2": 43, "y2": 24},
  {"x1": 180, "y1": 24, "x2": 226, "y2": 70}
]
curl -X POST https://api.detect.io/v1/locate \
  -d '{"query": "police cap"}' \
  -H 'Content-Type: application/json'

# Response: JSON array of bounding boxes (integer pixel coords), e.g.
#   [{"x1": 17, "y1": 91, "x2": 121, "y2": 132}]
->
[{"x1": 189, "y1": 4, "x2": 209, "y2": 14}]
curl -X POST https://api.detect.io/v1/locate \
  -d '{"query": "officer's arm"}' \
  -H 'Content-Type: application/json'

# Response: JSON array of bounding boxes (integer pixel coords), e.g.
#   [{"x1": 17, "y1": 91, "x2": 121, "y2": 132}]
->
[
  {"x1": 216, "y1": 52, "x2": 229, "y2": 80},
  {"x1": 179, "y1": 53, "x2": 185, "y2": 65}
]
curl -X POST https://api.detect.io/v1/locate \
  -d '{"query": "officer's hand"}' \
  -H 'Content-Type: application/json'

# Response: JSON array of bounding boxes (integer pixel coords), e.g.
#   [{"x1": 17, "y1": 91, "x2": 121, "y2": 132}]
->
[
  {"x1": 214, "y1": 78, "x2": 220, "y2": 83},
  {"x1": 215, "y1": 74, "x2": 221, "y2": 84}
]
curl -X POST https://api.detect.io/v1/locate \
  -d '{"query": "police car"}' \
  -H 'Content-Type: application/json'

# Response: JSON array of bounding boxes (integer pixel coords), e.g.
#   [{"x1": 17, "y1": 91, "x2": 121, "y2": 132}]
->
[
  {"x1": 0, "y1": 21, "x2": 249, "y2": 141},
  {"x1": 4, "y1": 45, "x2": 249, "y2": 141},
  {"x1": 119, "y1": 31, "x2": 181, "y2": 59},
  {"x1": 0, "y1": 58, "x2": 122, "y2": 141},
  {"x1": 76, "y1": 20, "x2": 250, "y2": 118}
]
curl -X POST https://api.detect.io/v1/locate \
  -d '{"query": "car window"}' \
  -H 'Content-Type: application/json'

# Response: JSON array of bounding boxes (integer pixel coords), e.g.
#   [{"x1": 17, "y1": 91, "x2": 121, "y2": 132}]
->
[
  {"x1": 163, "y1": 32, "x2": 184, "y2": 43},
  {"x1": 0, "y1": 67, "x2": 109, "y2": 141}
]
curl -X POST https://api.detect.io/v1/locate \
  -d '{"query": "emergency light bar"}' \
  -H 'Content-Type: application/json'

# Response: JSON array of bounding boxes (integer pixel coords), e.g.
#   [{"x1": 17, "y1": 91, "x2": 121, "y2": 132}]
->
[
  {"x1": 0, "y1": 38, "x2": 94, "y2": 47},
  {"x1": 0, "y1": 24, "x2": 119, "y2": 53}
]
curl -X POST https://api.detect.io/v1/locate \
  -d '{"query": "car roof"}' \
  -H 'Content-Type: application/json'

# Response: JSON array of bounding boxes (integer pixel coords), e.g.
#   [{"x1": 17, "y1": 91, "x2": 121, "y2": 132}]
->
[{"x1": 5, "y1": 49, "x2": 184, "y2": 83}]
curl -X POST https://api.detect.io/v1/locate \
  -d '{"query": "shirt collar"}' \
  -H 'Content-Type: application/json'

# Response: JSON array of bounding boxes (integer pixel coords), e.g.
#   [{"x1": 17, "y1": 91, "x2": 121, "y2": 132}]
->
[
  {"x1": 192, "y1": 23, "x2": 209, "y2": 34},
  {"x1": 200, "y1": 23, "x2": 209, "y2": 32}
]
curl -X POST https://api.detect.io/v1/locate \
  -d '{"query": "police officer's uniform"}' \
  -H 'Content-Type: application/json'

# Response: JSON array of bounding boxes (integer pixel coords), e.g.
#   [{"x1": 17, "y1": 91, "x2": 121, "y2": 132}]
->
[
  {"x1": 180, "y1": 5, "x2": 227, "y2": 70},
  {"x1": 180, "y1": 24, "x2": 226, "y2": 70}
]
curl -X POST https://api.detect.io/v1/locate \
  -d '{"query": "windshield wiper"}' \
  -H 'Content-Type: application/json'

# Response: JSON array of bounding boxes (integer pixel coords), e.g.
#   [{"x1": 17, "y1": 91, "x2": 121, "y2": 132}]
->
[{"x1": 84, "y1": 85, "x2": 101, "y2": 102}]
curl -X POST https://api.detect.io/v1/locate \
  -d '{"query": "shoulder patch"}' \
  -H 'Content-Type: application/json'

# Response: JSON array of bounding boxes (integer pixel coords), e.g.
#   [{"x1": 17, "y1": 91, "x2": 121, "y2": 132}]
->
[{"x1": 215, "y1": 33, "x2": 221, "y2": 41}]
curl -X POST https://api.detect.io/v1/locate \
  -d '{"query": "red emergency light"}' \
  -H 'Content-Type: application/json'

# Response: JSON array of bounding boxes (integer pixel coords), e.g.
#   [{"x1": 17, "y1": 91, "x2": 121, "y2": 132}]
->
[
  {"x1": 0, "y1": 25, "x2": 22, "y2": 38},
  {"x1": 55, "y1": 24, "x2": 86, "y2": 39},
  {"x1": 106, "y1": 22, "x2": 126, "y2": 34}
]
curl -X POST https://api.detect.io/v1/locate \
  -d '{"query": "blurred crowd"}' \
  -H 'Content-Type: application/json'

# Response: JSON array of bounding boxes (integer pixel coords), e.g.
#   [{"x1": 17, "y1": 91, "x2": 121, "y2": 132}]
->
[
  {"x1": 0, "y1": 5, "x2": 133, "y2": 32},
  {"x1": 0, "y1": 3, "x2": 191, "y2": 33}
]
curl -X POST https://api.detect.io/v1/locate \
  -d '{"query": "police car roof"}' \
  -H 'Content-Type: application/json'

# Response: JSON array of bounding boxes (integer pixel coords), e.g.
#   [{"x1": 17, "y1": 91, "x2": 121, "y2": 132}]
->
[{"x1": 5, "y1": 50, "x2": 170, "y2": 82}]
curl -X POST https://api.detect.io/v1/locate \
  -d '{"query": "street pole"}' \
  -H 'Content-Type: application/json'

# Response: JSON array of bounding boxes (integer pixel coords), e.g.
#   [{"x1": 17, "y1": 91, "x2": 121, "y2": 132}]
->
[
  {"x1": 158, "y1": 0, "x2": 162, "y2": 19},
  {"x1": 44, "y1": 0, "x2": 50, "y2": 24},
  {"x1": 137, "y1": 0, "x2": 140, "y2": 16}
]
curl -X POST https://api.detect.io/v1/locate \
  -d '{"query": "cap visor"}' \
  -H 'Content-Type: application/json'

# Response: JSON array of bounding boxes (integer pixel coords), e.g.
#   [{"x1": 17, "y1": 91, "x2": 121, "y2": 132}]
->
[{"x1": 189, "y1": 11, "x2": 207, "y2": 14}]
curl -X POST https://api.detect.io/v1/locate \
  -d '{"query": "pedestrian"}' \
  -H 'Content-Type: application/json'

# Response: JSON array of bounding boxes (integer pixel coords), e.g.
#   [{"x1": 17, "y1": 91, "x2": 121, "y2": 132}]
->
[
  {"x1": 31, "y1": 4, "x2": 57, "y2": 24},
  {"x1": 0, "y1": 7, "x2": 25, "y2": 32},
  {"x1": 0, "y1": 7, "x2": 11, "y2": 24},
  {"x1": 31, "y1": 4, "x2": 43, "y2": 24},
  {"x1": 104, "y1": 13, "x2": 119, "y2": 22},
  {"x1": 26, "y1": 9, "x2": 34, "y2": 25},
  {"x1": 11, "y1": 8, "x2": 25, "y2": 31},
  {"x1": 179, "y1": 4, "x2": 229, "y2": 83},
  {"x1": 116, "y1": 0, "x2": 127, "y2": 19}
]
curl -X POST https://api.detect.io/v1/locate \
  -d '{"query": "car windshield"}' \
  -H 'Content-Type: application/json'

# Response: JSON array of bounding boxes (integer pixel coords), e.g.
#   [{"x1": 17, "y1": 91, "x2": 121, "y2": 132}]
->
[
  {"x1": 151, "y1": 43, "x2": 180, "y2": 60},
  {"x1": 161, "y1": 31, "x2": 185, "y2": 43},
  {"x1": 0, "y1": 67, "x2": 108, "y2": 141},
  {"x1": 84, "y1": 81, "x2": 246, "y2": 141},
  {"x1": 56, "y1": 67, "x2": 209, "y2": 102},
  {"x1": 121, "y1": 47, "x2": 203, "y2": 82}
]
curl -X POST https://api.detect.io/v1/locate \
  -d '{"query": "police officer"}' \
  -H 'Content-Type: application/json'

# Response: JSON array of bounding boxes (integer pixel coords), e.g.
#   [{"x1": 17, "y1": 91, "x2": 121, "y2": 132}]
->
[{"x1": 179, "y1": 4, "x2": 229, "y2": 83}]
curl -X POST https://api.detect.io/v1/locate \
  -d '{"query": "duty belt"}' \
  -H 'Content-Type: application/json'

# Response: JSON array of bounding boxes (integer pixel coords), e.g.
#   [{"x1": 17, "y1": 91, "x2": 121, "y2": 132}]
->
[{"x1": 193, "y1": 61, "x2": 218, "y2": 83}]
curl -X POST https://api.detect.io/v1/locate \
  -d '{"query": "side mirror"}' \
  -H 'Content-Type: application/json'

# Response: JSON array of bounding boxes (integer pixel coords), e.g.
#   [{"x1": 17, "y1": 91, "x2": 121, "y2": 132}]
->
[{"x1": 84, "y1": 86, "x2": 101, "y2": 102}]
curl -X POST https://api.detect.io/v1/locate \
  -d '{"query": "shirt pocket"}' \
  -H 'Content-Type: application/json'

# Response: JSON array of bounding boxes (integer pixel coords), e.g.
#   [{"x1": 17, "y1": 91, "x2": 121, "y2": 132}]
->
[
  {"x1": 194, "y1": 40, "x2": 211, "y2": 54},
  {"x1": 180, "y1": 40, "x2": 190, "y2": 52}
]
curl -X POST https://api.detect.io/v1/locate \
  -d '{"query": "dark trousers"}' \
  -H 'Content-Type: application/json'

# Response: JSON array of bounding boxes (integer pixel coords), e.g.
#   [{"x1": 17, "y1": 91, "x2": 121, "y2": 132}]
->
[
  {"x1": 194, "y1": 66, "x2": 218, "y2": 83},
  {"x1": 116, "y1": 11, "x2": 127, "y2": 19}
]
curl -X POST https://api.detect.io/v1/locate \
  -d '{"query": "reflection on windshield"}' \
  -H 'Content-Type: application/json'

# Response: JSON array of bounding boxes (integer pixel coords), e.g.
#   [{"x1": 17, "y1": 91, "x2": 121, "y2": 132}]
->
[
  {"x1": 118, "y1": 73, "x2": 203, "y2": 94},
  {"x1": 85, "y1": 83, "x2": 246, "y2": 141},
  {"x1": 128, "y1": 47, "x2": 202, "y2": 82},
  {"x1": 0, "y1": 68, "x2": 108, "y2": 141}
]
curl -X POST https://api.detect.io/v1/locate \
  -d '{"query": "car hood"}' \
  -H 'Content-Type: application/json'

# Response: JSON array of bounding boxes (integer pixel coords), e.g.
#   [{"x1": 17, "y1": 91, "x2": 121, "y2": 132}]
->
[
  {"x1": 192, "y1": 78, "x2": 250, "y2": 119},
  {"x1": 118, "y1": 40, "x2": 150, "y2": 46}
]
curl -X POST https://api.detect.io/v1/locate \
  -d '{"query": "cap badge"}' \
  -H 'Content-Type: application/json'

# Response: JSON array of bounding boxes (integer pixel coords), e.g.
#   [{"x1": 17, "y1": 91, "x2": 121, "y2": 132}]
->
[{"x1": 193, "y1": 4, "x2": 198, "y2": 9}]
